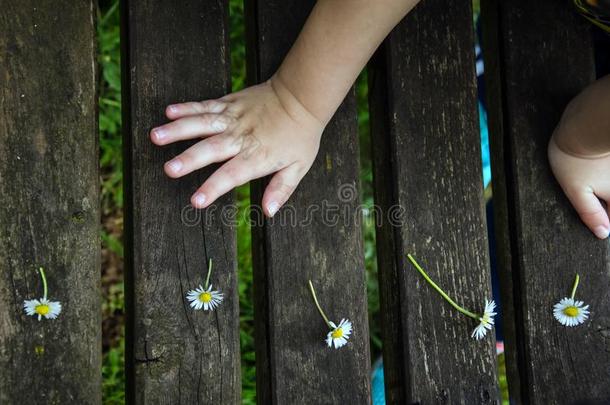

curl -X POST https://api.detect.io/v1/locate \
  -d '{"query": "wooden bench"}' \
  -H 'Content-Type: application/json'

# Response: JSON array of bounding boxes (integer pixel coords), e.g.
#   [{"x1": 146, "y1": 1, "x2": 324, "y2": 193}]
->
[{"x1": 1, "y1": 0, "x2": 609, "y2": 403}]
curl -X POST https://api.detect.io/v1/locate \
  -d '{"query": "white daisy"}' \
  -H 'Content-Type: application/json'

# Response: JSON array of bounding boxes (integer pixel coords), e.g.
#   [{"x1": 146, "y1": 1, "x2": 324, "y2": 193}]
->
[
  {"x1": 553, "y1": 297, "x2": 589, "y2": 327},
  {"x1": 471, "y1": 299, "x2": 497, "y2": 340},
  {"x1": 308, "y1": 280, "x2": 353, "y2": 349},
  {"x1": 23, "y1": 267, "x2": 62, "y2": 321},
  {"x1": 408, "y1": 254, "x2": 498, "y2": 341},
  {"x1": 326, "y1": 318, "x2": 353, "y2": 349},
  {"x1": 24, "y1": 297, "x2": 62, "y2": 321},
  {"x1": 186, "y1": 284, "x2": 224, "y2": 311},
  {"x1": 554, "y1": 274, "x2": 590, "y2": 327}
]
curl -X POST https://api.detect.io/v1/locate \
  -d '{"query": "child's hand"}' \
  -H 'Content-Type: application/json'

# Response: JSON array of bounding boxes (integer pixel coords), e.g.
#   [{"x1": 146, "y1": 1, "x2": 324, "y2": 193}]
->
[
  {"x1": 549, "y1": 80, "x2": 610, "y2": 240},
  {"x1": 150, "y1": 77, "x2": 324, "y2": 216}
]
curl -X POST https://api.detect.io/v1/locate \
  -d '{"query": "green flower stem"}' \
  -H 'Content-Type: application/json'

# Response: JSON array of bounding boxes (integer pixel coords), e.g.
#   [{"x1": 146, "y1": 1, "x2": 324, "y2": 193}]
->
[
  {"x1": 38, "y1": 267, "x2": 48, "y2": 300},
  {"x1": 570, "y1": 274, "x2": 580, "y2": 300},
  {"x1": 204, "y1": 259, "x2": 213, "y2": 289},
  {"x1": 407, "y1": 254, "x2": 479, "y2": 320},
  {"x1": 308, "y1": 280, "x2": 332, "y2": 329}
]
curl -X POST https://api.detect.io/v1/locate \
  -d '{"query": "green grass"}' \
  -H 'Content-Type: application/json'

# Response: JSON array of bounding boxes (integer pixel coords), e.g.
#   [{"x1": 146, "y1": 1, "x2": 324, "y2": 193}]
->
[
  {"x1": 102, "y1": 341, "x2": 125, "y2": 405},
  {"x1": 98, "y1": 1, "x2": 124, "y2": 404},
  {"x1": 98, "y1": 0, "x2": 507, "y2": 403},
  {"x1": 98, "y1": 0, "x2": 122, "y2": 218},
  {"x1": 498, "y1": 353, "x2": 510, "y2": 404}
]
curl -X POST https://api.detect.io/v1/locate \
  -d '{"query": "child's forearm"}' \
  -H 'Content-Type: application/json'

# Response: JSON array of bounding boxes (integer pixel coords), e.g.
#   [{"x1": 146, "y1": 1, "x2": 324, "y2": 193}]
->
[
  {"x1": 272, "y1": 0, "x2": 420, "y2": 126},
  {"x1": 553, "y1": 74, "x2": 610, "y2": 157}
]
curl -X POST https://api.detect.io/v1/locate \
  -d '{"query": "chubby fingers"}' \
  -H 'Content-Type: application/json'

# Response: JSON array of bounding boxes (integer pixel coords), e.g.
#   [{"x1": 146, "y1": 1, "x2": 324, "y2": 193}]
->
[
  {"x1": 191, "y1": 152, "x2": 273, "y2": 209},
  {"x1": 166, "y1": 99, "x2": 227, "y2": 119},
  {"x1": 150, "y1": 113, "x2": 233, "y2": 145},
  {"x1": 566, "y1": 187, "x2": 610, "y2": 239},
  {"x1": 164, "y1": 133, "x2": 243, "y2": 178},
  {"x1": 261, "y1": 164, "x2": 305, "y2": 217}
]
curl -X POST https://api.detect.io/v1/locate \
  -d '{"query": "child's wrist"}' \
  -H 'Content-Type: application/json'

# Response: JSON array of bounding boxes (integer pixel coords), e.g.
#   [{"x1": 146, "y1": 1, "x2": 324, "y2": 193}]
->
[
  {"x1": 551, "y1": 130, "x2": 610, "y2": 159},
  {"x1": 270, "y1": 73, "x2": 328, "y2": 129},
  {"x1": 552, "y1": 76, "x2": 610, "y2": 158}
]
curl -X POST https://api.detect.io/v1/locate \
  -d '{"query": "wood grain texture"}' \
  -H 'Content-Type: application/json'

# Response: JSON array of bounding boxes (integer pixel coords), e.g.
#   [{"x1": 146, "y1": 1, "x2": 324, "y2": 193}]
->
[
  {"x1": 246, "y1": 1, "x2": 372, "y2": 403},
  {"x1": 0, "y1": 2, "x2": 101, "y2": 403},
  {"x1": 483, "y1": 0, "x2": 610, "y2": 403},
  {"x1": 121, "y1": 1, "x2": 240, "y2": 403},
  {"x1": 368, "y1": 0, "x2": 499, "y2": 403}
]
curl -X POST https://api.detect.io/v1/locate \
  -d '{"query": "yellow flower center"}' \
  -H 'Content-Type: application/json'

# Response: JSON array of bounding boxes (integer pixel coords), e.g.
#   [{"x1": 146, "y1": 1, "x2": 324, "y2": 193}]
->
[
  {"x1": 199, "y1": 292, "x2": 212, "y2": 303},
  {"x1": 35, "y1": 304, "x2": 50, "y2": 315},
  {"x1": 563, "y1": 306, "x2": 579, "y2": 317},
  {"x1": 331, "y1": 328, "x2": 343, "y2": 339}
]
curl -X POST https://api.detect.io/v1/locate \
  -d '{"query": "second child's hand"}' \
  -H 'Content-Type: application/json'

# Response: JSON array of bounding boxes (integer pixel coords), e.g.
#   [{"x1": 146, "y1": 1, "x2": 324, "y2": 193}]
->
[{"x1": 549, "y1": 75, "x2": 610, "y2": 239}]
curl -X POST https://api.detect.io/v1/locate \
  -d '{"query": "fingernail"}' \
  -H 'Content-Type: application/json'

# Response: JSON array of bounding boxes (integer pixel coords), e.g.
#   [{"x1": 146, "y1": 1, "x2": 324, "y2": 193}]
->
[
  {"x1": 167, "y1": 159, "x2": 182, "y2": 173},
  {"x1": 168, "y1": 105, "x2": 178, "y2": 114},
  {"x1": 267, "y1": 201, "x2": 280, "y2": 216},
  {"x1": 593, "y1": 226, "x2": 610, "y2": 239},
  {"x1": 153, "y1": 128, "x2": 166, "y2": 140},
  {"x1": 211, "y1": 118, "x2": 228, "y2": 132},
  {"x1": 193, "y1": 193, "x2": 206, "y2": 207}
]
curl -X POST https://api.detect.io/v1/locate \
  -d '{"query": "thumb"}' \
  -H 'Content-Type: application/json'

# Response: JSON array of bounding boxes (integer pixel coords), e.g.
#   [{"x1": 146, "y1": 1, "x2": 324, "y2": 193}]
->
[
  {"x1": 566, "y1": 188, "x2": 610, "y2": 239},
  {"x1": 262, "y1": 164, "x2": 305, "y2": 217}
]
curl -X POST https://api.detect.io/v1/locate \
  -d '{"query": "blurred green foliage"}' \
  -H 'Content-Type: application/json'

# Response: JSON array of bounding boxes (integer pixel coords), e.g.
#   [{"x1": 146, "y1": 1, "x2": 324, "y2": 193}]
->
[
  {"x1": 98, "y1": 0, "x2": 122, "y2": 216},
  {"x1": 98, "y1": 1, "x2": 125, "y2": 404},
  {"x1": 230, "y1": 0, "x2": 247, "y2": 92},
  {"x1": 102, "y1": 341, "x2": 125, "y2": 405},
  {"x1": 498, "y1": 353, "x2": 510, "y2": 405},
  {"x1": 97, "y1": 0, "x2": 506, "y2": 404}
]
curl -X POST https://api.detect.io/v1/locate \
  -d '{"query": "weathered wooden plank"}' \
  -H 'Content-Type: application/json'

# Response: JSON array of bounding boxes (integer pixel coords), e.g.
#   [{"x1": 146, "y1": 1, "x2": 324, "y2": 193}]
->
[
  {"x1": 481, "y1": 0, "x2": 610, "y2": 403},
  {"x1": 0, "y1": 2, "x2": 101, "y2": 404},
  {"x1": 121, "y1": 1, "x2": 240, "y2": 403},
  {"x1": 368, "y1": 0, "x2": 499, "y2": 403},
  {"x1": 245, "y1": 1, "x2": 372, "y2": 403}
]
